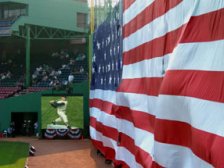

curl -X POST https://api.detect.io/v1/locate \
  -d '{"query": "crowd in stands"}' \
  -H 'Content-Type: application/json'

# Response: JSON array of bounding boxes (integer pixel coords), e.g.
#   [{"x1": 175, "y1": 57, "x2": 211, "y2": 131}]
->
[
  {"x1": 0, "y1": 48, "x2": 88, "y2": 99},
  {"x1": 0, "y1": 50, "x2": 25, "y2": 87},
  {"x1": 31, "y1": 49, "x2": 88, "y2": 88}
]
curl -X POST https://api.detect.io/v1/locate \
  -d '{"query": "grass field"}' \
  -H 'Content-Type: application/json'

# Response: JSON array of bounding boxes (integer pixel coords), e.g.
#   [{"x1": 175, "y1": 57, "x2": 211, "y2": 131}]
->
[
  {"x1": 0, "y1": 141, "x2": 28, "y2": 168},
  {"x1": 41, "y1": 96, "x2": 84, "y2": 129}
]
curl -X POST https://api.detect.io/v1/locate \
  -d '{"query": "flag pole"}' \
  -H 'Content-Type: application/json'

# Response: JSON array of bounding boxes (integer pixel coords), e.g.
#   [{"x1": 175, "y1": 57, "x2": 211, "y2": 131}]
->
[{"x1": 90, "y1": 0, "x2": 94, "y2": 33}]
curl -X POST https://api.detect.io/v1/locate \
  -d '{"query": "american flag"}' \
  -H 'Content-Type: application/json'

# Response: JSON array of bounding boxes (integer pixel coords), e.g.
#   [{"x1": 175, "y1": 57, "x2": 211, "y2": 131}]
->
[
  {"x1": 91, "y1": 5, "x2": 122, "y2": 91},
  {"x1": 90, "y1": 0, "x2": 224, "y2": 167}
]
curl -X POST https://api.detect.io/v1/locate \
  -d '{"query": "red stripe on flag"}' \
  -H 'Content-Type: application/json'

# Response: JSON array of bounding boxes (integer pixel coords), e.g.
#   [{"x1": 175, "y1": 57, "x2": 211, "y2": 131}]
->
[
  {"x1": 123, "y1": 8, "x2": 224, "y2": 65},
  {"x1": 123, "y1": 25, "x2": 185, "y2": 65},
  {"x1": 90, "y1": 99, "x2": 155, "y2": 133},
  {"x1": 90, "y1": 99, "x2": 113, "y2": 115},
  {"x1": 90, "y1": 117, "x2": 119, "y2": 140},
  {"x1": 116, "y1": 106, "x2": 155, "y2": 133},
  {"x1": 91, "y1": 139, "x2": 130, "y2": 167},
  {"x1": 152, "y1": 162, "x2": 164, "y2": 168},
  {"x1": 155, "y1": 119, "x2": 224, "y2": 167},
  {"x1": 91, "y1": 139, "x2": 116, "y2": 160},
  {"x1": 91, "y1": 117, "x2": 154, "y2": 168},
  {"x1": 123, "y1": 0, "x2": 136, "y2": 11},
  {"x1": 119, "y1": 133, "x2": 154, "y2": 168},
  {"x1": 160, "y1": 70, "x2": 224, "y2": 103},
  {"x1": 181, "y1": 8, "x2": 224, "y2": 43},
  {"x1": 117, "y1": 77, "x2": 163, "y2": 96},
  {"x1": 123, "y1": 0, "x2": 182, "y2": 37}
]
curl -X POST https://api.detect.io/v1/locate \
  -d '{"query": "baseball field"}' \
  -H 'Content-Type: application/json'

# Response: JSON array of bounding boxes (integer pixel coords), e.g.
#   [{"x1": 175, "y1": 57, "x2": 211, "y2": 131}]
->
[
  {"x1": 0, "y1": 141, "x2": 28, "y2": 168},
  {"x1": 41, "y1": 96, "x2": 84, "y2": 129}
]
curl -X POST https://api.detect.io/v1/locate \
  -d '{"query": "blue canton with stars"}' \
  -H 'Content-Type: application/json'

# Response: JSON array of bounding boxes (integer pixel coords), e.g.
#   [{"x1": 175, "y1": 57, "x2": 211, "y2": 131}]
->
[{"x1": 91, "y1": 6, "x2": 122, "y2": 91}]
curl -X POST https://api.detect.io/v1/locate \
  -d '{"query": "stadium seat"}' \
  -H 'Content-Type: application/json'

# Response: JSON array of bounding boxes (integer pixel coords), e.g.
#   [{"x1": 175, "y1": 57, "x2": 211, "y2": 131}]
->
[{"x1": 0, "y1": 87, "x2": 21, "y2": 99}]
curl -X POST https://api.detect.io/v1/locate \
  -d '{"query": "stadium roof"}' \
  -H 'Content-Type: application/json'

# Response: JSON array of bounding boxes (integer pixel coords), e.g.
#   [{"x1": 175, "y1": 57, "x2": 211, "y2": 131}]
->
[{"x1": 0, "y1": 0, "x2": 89, "y2": 39}]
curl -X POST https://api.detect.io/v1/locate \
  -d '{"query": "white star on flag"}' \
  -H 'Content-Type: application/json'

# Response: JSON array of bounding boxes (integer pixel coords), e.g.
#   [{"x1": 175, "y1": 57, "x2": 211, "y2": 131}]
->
[
  {"x1": 97, "y1": 41, "x2": 101, "y2": 50},
  {"x1": 107, "y1": 36, "x2": 110, "y2": 43},
  {"x1": 112, "y1": 62, "x2": 114, "y2": 70},
  {"x1": 102, "y1": 40, "x2": 104, "y2": 48},
  {"x1": 108, "y1": 64, "x2": 111, "y2": 71},
  {"x1": 98, "y1": 65, "x2": 101, "y2": 73},
  {"x1": 100, "y1": 78, "x2": 103, "y2": 85},
  {"x1": 92, "y1": 54, "x2": 96, "y2": 62},
  {"x1": 115, "y1": 61, "x2": 118, "y2": 70},
  {"x1": 109, "y1": 75, "x2": 112, "y2": 84},
  {"x1": 104, "y1": 53, "x2": 107, "y2": 60},
  {"x1": 112, "y1": 33, "x2": 114, "y2": 41}
]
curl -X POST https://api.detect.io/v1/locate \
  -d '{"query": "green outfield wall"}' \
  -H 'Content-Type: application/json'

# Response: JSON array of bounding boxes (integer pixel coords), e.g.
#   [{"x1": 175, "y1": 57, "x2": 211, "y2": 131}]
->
[{"x1": 0, "y1": 81, "x2": 89, "y2": 136}]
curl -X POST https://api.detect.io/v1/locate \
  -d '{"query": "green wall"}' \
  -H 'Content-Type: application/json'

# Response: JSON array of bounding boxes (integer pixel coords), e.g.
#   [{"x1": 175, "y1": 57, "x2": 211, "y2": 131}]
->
[
  {"x1": 0, "y1": 81, "x2": 89, "y2": 136},
  {"x1": 0, "y1": 92, "x2": 40, "y2": 131}
]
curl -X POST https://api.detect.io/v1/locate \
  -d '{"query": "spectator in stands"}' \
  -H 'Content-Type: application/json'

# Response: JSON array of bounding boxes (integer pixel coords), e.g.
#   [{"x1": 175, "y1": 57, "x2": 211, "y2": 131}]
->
[
  {"x1": 62, "y1": 64, "x2": 69, "y2": 69},
  {"x1": 79, "y1": 66, "x2": 84, "y2": 73},
  {"x1": 49, "y1": 80, "x2": 54, "y2": 87},
  {"x1": 62, "y1": 80, "x2": 68, "y2": 87},
  {"x1": 32, "y1": 72, "x2": 37, "y2": 85},
  {"x1": 49, "y1": 69, "x2": 56, "y2": 77},
  {"x1": 50, "y1": 78, "x2": 60, "y2": 90},
  {"x1": 65, "y1": 53, "x2": 70, "y2": 59},
  {"x1": 0, "y1": 71, "x2": 12, "y2": 80},
  {"x1": 42, "y1": 75, "x2": 48, "y2": 82},
  {"x1": 56, "y1": 70, "x2": 62, "y2": 75},
  {"x1": 66, "y1": 73, "x2": 74, "y2": 94},
  {"x1": 69, "y1": 59, "x2": 75, "y2": 66},
  {"x1": 42, "y1": 70, "x2": 47, "y2": 76},
  {"x1": 36, "y1": 66, "x2": 43, "y2": 72},
  {"x1": 68, "y1": 73, "x2": 74, "y2": 83},
  {"x1": 32, "y1": 73, "x2": 37, "y2": 80},
  {"x1": 75, "y1": 53, "x2": 86, "y2": 61},
  {"x1": 51, "y1": 51, "x2": 59, "y2": 58},
  {"x1": 0, "y1": 73, "x2": 6, "y2": 80},
  {"x1": 6, "y1": 71, "x2": 12, "y2": 79}
]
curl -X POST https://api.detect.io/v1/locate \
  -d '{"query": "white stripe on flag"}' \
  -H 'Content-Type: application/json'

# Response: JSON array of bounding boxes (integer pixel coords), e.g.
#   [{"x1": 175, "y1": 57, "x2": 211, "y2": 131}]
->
[
  {"x1": 154, "y1": 141, "x2": 213, "y2": 168},
  {"x1": 168, "y1": 40, "x2": 224, "y2": 71},
  {"x1": 122, "y1": 55, "x2": 169, "y2": 79},
  {"x1": 90, "y1": 90, "x2": 116, "y2": 104},
  {"x1": 90, "y1": 126, "x2": 143, "y2": 168},
  {"x1": 192, "y1": 0, "x2": 224, "y2": 16},
  {"x1": 123, "y1": 0, "x2": 154, "y2": 26},
  {"x1": 90, "y1": 90, "x2": 158, "y2": 115},
  {"x1": 156, "y1": 95, "x2": 224, "y2": 137}
]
